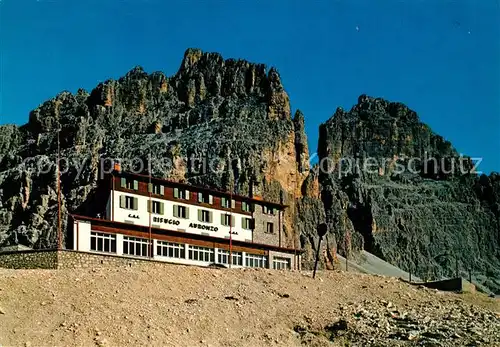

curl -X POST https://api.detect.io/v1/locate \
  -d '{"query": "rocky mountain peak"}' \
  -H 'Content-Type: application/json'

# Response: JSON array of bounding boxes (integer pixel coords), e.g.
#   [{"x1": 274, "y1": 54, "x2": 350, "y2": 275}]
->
[
  {"x1": 319, "y1": 94, "x2": 462, "y2": 179},
  {"x1": 179, "y1": 48, "x2": 205, "y2": 71},
  {"x1": 318, "y1": 95, "x2": 500, "y2": 293},
  {"x1": 0, "y1": 48, "x2": 310, "y2": 254}
]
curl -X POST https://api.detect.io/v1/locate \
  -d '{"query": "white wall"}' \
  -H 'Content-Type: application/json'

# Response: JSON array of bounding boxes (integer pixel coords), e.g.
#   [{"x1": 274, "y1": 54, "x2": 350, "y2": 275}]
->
[
  {"x1": 73, "y1": 219, "x2": 247, "y2": 268},
  {"x1": 73, "y1": 220, "x2": 91, "y2": 252},
  {"x1": 108, "y1": 190, "x2": 253, "y2": 242}
]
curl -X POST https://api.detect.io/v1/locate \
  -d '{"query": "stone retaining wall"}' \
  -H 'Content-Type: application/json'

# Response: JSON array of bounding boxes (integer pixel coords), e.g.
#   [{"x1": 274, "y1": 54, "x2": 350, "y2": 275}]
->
[
  {"x1": 56, "y1": 250, "x2": 173, "y2": 269},
  {"x1": 0, "y1": 249, "x2": 189, "y2": 270},
  {"x1": 0, "y1": 249, "x2": 59, "y2": 269},
  {"x1": 1, "y1": 249, "x2": 302, "y2": 271}
]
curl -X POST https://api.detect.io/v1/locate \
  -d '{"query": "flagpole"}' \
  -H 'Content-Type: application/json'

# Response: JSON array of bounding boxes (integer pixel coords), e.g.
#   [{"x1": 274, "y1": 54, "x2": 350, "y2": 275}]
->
[{"x1": 57, "y1": 128, "x2": 62, "y2": 250}]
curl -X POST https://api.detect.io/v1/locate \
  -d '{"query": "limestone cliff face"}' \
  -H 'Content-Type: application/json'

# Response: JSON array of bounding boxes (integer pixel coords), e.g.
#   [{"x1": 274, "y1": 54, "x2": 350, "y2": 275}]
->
[
  {"x1": 318, "y1": 95, "x2": 500, "y2": 293},
  {"x1": 0, "y1": 49, "x2": 316, "y2": 255},
  {"x1": 1, "y1": 50, "x2": 498, "y2": 294}
]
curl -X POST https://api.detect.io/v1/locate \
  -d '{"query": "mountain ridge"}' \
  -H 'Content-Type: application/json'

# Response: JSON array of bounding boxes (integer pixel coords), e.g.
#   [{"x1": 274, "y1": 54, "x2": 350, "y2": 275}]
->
[{"x1": 0, "y1": 48, "x2": 498, "y2": 293}]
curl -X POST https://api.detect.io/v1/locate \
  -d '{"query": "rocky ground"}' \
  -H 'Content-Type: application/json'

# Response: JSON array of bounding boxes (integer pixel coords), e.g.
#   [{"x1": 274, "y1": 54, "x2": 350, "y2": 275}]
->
[{"x1": 0, "y1": 265, "x2": 499, "y2": 347}]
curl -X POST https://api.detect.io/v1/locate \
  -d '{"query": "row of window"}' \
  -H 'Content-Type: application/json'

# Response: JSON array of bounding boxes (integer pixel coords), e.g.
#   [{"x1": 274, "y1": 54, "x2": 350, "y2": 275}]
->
[
  {"x1": 90, "y1": 232, "x2": 117, "y2": 253},
  {"x1": 273, "y1": 257, "x2": 291, "y2": 270},
  {"x1": 120, "y1": 178, "x2": 276, "y2": 214},
  {"x1": 121, "y1": 195, "x2": 270, "y2": 231},
  {"x1": 89, "y1": 232, "x2": 288, "y2": 269},
  {"x1": 123, "y1": 236, "x2": 150, "y2": 257}
]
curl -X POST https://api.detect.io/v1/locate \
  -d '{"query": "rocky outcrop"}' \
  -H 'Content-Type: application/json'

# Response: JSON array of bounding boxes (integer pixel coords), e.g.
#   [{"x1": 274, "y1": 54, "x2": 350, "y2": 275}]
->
[
  {"x1": 0, "y1": 49, "x2": 314, "y2": 253},
  {"x1": 295, "y1": 294, "x2": 500, "y2": 346},
  {"x1": 318, "y1": 95, "x2": 500, "y2": 293}
]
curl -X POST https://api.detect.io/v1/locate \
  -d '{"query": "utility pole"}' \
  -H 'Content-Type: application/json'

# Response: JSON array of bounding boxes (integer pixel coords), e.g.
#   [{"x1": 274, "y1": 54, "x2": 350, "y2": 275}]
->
[
  {"x1": 148, "y1": 154, "x2": 152, "y2": 259},
  {"x1": 313, "y1": 223, "x2": 327, "y2": 279},
  {"x1": 229, "y1": 178, "x2": 233, "y2": 269},
  {"x1": 345, "y1": 230, "x2": 350, "y2": 272},
  {"x1": 409, "y1": 231, "x2": 414, "y2": 283}
]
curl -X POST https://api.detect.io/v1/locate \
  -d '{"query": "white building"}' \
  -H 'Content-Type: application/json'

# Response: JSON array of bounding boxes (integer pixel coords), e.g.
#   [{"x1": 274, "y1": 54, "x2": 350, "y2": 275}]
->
[{"x1": 70, "y1": 170, "x2": 301, "y2": 270}]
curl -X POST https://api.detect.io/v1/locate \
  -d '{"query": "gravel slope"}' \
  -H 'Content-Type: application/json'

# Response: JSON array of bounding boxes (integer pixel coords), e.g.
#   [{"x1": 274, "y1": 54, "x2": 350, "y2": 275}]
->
[{"x1": 0, "y1": 265, "x2": 499, "y2": 347}]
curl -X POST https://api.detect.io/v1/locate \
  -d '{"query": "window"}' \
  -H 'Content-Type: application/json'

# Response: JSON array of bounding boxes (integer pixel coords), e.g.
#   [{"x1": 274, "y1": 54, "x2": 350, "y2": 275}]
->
[
  {"x1": 120, "y1": 177, "x2": 138, "y2": 190},
  {"x1": 149, "y1": 183, "x2": 164, "y2": 195},
  {"x1": 266, "y1": 222, "x2": 274, "y2": 234},
  {"x1": 123, "y1": 236, "x2": 150, "y2": 257},
  {"x1": 242, "y1": 202, "x2": 253, "y2": 212},
  {"x1": 173, "y1": 205, "x2": 189, "y2": 219},
  {"x1": 120, "y1": 195, "x2": 138, "y2": 210},
  {"x1": 148, "y1": 200, "x2": 164, "y2": 215},
  {"x1": 273, "y1": 257, "x2": 291, "y2": 270},
  {"x1": 188, "y1": 245, "x2": 214, "y2": 262},
  {"x1": 198, "y1": 209, "x2": 212, "y2": 223},
  {"x1": 157, "y1": 241, "x2": 185, "y2": 259},
  {"x1": 263, "y1": 206, "x2": 275, "y2": 215},
  {"x1": 198, "y1": 192, "x2": 212, "y2": 204},
  {"x1": 125, "y1": 196, "x2": 135, "y2": 209},
  {"x1": 242, "y1": 217, "x2": 253, "y2": 230},
  {"x1": 232, "y1": 252, "x2": 242, "y2": 266},
  {"x1": 90, "y1": 232, "x2": 116, "y2": 253},
  {"x1": 221, "y1": 214, "x2": 235, "y2": 227},
  {"x1": 246, "y1": 254, "x2": 267, "y2": 268},
  {"x1": 221, "y1": 197, "x2": 234, "y2": 209},
  {"x1": 217, "y1": 249, "x2": 242, "y2": 266},
  {"x1": 174, "y1": 188, "x2": 189, "y2": 200}
]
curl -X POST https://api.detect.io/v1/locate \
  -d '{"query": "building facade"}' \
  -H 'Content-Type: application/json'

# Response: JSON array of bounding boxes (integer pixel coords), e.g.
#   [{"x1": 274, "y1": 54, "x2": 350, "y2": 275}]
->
[{"x1": 70, "y1": 170, "x2": 301, "y2": 270}]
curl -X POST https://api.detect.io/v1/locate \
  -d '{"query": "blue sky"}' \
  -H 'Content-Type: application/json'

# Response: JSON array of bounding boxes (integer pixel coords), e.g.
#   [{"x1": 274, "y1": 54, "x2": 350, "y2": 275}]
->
[{"x1": 1, "y1": 0, "x2": 499, "y2": 173}]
